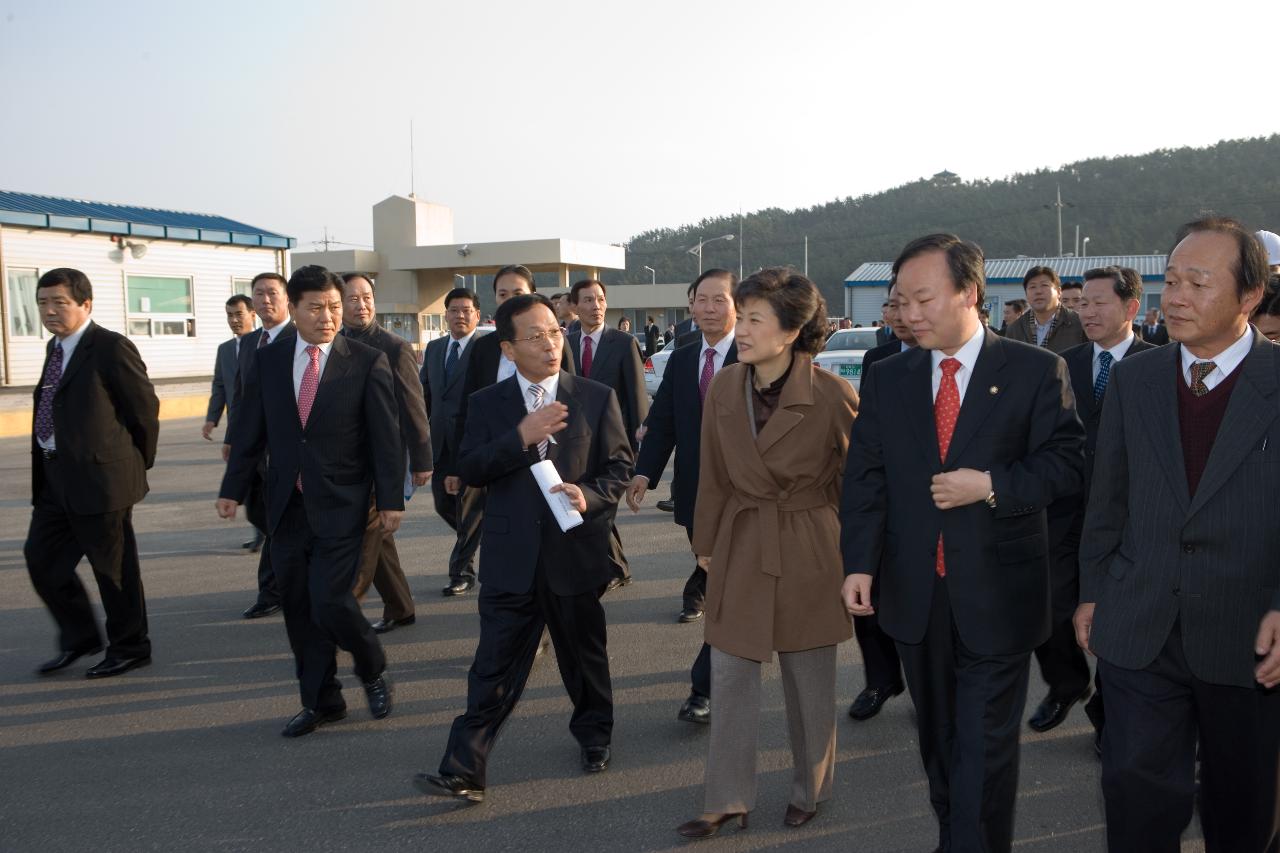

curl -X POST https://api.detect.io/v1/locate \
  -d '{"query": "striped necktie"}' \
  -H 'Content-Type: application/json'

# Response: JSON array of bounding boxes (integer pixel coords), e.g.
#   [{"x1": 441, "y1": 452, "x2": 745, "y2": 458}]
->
[{"x1": 528, "y1": 384, "x2": 549, "y2": 459}]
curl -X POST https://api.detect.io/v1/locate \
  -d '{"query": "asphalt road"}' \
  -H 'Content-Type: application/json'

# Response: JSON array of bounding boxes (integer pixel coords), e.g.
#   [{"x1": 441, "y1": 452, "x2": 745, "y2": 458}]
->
[{"x1": 0, "y1": 417, "x2": 1203, "y2": 852}]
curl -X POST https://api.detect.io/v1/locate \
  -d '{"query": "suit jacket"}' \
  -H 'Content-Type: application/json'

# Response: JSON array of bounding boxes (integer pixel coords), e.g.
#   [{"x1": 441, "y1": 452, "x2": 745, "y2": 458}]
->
[
  {"x1": 676, "y1": 329, "x2": 703, "y2": 350},
  {"x1": 1062, "y1": 337, "x2": 1155, "y2": 490},
  {"x1": 1139, "y1": 322, "x2": 1170, "y2": 345},
  {"x1": 31, "y1": 321, "x2": 159, "y2": 515},
  {"x1": 567, "y1": 327, "x2": 649, "y2": 447},
  {"x1": 860, "y1": 338, "x2": 912, "y2": 378},
  {"x1": 1004, "y1": 304, "x2": 1088, "y2": 354},
  {"x1": 644, "y1": 324, "x2": 660, "y2": 356},
  {"x1": 457, "y1": 372, "x2": 633, "y2": 596},
  {"x1": 220, "y1": 331, "x2": 404, "y2": 538},
  {"x1": 206, "y1": 337, "x2": 241, "y2": 427},
  {"x1": 231, "y1": 322, "x2": 294, "y2": 419},
  {"x1": 840, "y1": 329, "x2": 1086, "y2": 656},
  {"x1": 343, "y1": 322, "x2": 432, "y2": 473},
  {"x1": 1080, "y1": 331, "x2": 1280, "y2": 688},
  {"x1": 694, "y1": 356, "x2": 859, "y2": 661},
  {"x1": 634, "y1": 337, "x2": 738, "y2": 528},
  {"x1": 875, "y1": 326, "x2": 896, "y2": 347},
  {"x1": 675, "y1": 318, "x2": 697, "y2": 339},
  {"x1": 420, "y1": 332, "x2": 477, "y2": 474}
]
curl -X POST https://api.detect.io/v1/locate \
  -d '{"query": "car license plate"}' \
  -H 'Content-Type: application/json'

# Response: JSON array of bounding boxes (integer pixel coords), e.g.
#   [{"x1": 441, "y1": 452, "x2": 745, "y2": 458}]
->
[{"x1": 838, "y1": 363, "x2": 860, "y2": 378}]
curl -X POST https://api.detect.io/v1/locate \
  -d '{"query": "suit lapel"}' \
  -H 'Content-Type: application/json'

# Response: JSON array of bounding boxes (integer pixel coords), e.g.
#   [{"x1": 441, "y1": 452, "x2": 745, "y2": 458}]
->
[
  {"x1": 567, "y1": 331, "x2": 584, "y2": 374},
  {"x1": 1186, "y1": 332, "x2": 1278, "y2": 518},
  {"x1": 444, "y1": 336, "x2": 471, "y2": 391},
  {"x1": 1068, "y1": 346, "x2": 1096, "y2": 424},
  {"x1": 943, "y1": 331, "x2": 1007, "y2": 466},
  {"x1": 1137, "y1": 344, "x2": 1190, "y2": 513},
  {"x1": 725, "y1": 341, "x2": 739, "y2": 366},
  {"x1": 55, "y1": 321, "x2": 95, "y2": 391},
  {"x1": 303, "y1": 334, "x2": 353, "y2": 431},
  {"x1": 755, "y1": 355, "x2": 813, "y2": 456},
  {"x1": 550, "y1": 372, "x2": 583, "y2": 464},
  {"x1": 898, "y1": 346, "x2": 938, "y2": 466}
]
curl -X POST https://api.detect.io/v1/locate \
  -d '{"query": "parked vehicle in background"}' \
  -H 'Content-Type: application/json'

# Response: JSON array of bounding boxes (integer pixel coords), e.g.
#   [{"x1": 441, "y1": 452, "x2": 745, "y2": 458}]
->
[
  {"x1": 643, "y1": 338, "x2": 676, "y2": 396},
  {"x1": 813, "y1": 327, "x2": 879, "y2": 391}
]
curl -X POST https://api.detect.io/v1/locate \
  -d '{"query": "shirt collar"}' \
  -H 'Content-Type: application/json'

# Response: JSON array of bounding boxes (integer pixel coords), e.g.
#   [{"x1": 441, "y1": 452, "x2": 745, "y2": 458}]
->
[
  {"x1": 449, "y1": 329, "x2": 477, "y2": 351},
  {"x1": 516, "y1": 370, "x2": 559, "y2": 403},
  {"x1": 1093, "y1": 332, "x2": 1135, "y2": 364},
  {"x1": 1180, "y1": 326, "x2": 1252, "y2": 379},
  {"x1": 700, "y1": 333, "x2": 733, "y2": 360},
  {"x1": 262, "y1": 323, "x2": 286, "y2": 343},
  {"x1": 294, "y1": 335, "x2": 334, "y2": 359},
  {"x1": 930, "y1": 323, "x2": 985, "y2": 374},
  {"x1": 57, "y1": 317, "x2": 91, "y2": 348},
  {"x1": 580, "y1": 325, "x2": 605, "y2": 347}
]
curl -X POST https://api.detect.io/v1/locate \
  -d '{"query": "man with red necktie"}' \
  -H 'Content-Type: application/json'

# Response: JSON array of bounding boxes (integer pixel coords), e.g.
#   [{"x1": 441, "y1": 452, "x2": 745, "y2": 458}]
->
[
  {"x1": 218, "y1": 266, "x2": 404, "y2": 738},
  {"x1": 841, "y1": 234, "x2": 1085, "y2": 853}
]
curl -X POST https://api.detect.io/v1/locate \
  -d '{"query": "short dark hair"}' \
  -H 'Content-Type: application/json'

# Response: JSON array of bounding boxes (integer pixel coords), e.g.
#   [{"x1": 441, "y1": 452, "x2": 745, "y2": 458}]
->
[
  {"x1": 1252, "y1": 280, "x2": 1280, "y2": 319},
  {"x1": 1172, "y1": 216, "x2": 1270, "y2": 300},
  {"x1": 495, "y1": 293, "x2": 554, "y2": 343},
  {"x1": 286, "y1": 265, "x2": 343, "y2": 304},
  {"x1": 1022, "y1": 265, "x2": 1060, "y2": 290},
  {"x1": 340, "y1": 272, "x2": 373, "y2": 289},
  {"x1": 444, "y1": 287, "x2": 479, "y2": 310},
  {"x1": 570, "y1": 279, "x2": 606, "y2": 304},
  {"x1": 225, "y1": 294, "x2": 254, "y2": 311},
  {"x1": 892, "y1": 233, "x2": 986, "y2": 308},
  {"x1": 1083, "y1": 265, "x2": 1143, "y2": 303},
  {"x1": 733, "y1": 267, "x2": 828, "y2": 356},
  {"x1": 37, "y1": 268, "x2": 93, "y2": 303},
  {"x1": 251, "y1": 272, "x2": 287, "y2": 290},
  {"x1": 549, "y1": 293, "x2": 563, "y2": 303},
  {"x1": 1007, "y1": 298, "x2": 1028, "y2": 313},
  {"x1": 492, "y1": 264, "x2": 536, "y2": 293},
  {"x1": 1060, "y1": 280, "x2": 1083, "y2": 292},
  {"x1": 691, "y1": 268, "x2": 736, "y2": 299}
]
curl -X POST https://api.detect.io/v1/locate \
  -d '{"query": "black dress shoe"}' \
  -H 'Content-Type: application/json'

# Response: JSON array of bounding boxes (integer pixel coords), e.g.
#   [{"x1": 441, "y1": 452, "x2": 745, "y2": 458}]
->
[
  {"x1": 85, "y1": 655, "x2": 152, "y2": 679},
  {"x1": 282, "y1": 706, "x2": 347, "y2": 737},
  {"x1": 412, "y1": 772, "x2": 485, "y2": 803},
  {"x1": 783, "y1": 803, "x2": 817, "y2": 827},
  {"x1": 364, "y1": 675, "x2": 392, "y2": 719},
  {"x1": 678, "y1": 608, "x2": 703, "y2": 623},
  {"x1": 656, "y1": 499, "x2": 676, "y2": 513},
  {"x1": 37, "y1": 645, "x2": 103, "y2": 675},
  {"x1": 582, "y1": 745, "x2": 611, "y2": 773},
  {"x1": 442, "y1": 579, "x2": 474, "y2": 597},
  {"x1": 242, "y1": 601, "x2": 281, "y2": 619},
  {"x1": 242, "y1": 532, "x2": 264, "y2": 552},
  {"x1": 678, "y1": 692, "x2": 711, "y2": 724},
  {"x1": 371, "y1": 615, "x2": 415, "y2": 634},
  {"x1": 604, "y1": 576, "x2": 632, "y2": 594},
  {"x1": 1028, "y1": 686, "x2": 1093, "y2": 732},
  {"x1": 847, "y1": 683, "x2": 904, "y2": 721}
]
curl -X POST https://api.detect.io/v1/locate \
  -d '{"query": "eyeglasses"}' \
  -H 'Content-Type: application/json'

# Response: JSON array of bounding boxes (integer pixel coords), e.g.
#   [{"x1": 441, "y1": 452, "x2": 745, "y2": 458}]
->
[{"x1": 511, "y1": 328, "x2": 564, "y2": 345}]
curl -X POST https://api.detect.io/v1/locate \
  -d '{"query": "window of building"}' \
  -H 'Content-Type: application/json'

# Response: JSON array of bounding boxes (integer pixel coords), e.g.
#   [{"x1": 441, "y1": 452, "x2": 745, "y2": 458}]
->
[
  {"x1": 232, "y1": 277, "x2": 253, "y2": 298},
  {"x1": 6, "y1": 267, "x2": 42, "y2": 338},
  {"x1": 126, "y1": 274, "x2": 195, "y2": 337}
]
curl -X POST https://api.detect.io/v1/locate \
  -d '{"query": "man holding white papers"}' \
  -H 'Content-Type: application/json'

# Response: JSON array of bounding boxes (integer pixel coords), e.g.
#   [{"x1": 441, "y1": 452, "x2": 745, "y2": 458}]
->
[{"x1": 414, "y1": 293, "x2": 633, "y2": 804}]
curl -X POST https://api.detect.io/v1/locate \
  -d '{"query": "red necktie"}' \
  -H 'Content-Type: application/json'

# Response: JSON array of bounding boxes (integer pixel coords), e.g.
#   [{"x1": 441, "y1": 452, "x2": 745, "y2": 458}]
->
[
  {"x1": 582, "y1": 335, "x2": 593, "y2": 377},
  {"x1": 699, "y1": 347, "x2": 716, "y2": 403},
  {"x1": 296, "y1": 345, "x2": 320, "y2": 491},
  {"x1": 934, "y1": 358, "x2": 962, "y2": 577}
]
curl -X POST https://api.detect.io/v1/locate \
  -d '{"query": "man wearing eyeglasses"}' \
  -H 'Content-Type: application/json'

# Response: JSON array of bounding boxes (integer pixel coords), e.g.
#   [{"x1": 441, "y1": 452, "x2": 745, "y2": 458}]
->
[{"x1": 414, "y1": 293, "x2": 633, "y2": 803}]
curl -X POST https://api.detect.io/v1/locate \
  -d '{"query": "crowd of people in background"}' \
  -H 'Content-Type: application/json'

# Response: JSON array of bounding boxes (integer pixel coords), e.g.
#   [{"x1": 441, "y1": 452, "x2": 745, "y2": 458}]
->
[{"x1": 18, "y1": 221, "x2": 1280, "y2": 853}]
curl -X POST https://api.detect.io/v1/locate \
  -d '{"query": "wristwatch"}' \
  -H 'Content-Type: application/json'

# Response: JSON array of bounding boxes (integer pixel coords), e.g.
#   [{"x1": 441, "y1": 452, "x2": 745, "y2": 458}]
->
[{"x1": 984, "y1": 471, "x2": 996, "y2": 509}]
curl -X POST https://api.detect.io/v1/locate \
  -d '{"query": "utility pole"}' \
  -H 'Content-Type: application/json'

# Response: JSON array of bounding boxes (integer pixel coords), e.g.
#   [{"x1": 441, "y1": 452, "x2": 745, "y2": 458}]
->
[
  {"x1": 804, "y1": 236, "x2": 809, "y2": 276},
  {"x1": 409, "y1": 120, "x2": 416, "y2": 198},
  {"x1": 738, "y1": 207, "x2": 744, "y2": 280},
  {"x1": 1046, "y1": 184, "x2": 1070, "y2": 257}
]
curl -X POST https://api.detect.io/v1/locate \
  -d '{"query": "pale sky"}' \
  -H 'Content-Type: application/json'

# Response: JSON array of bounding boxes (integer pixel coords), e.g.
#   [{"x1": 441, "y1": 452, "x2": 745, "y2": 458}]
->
[{"x1": 2, "y1": 0, "x2": 1277, "y2": 254}]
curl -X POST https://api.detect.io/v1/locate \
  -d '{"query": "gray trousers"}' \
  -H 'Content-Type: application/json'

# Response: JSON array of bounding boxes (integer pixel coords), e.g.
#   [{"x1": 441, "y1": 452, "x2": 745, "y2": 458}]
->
[{"x1": 703, "y1": 644, "x2": 837, "y2": 814}]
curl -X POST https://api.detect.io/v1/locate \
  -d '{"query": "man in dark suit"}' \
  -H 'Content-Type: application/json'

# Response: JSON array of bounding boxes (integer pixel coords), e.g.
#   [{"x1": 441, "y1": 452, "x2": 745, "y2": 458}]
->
[
  {"x1": 674, "y1": 280, "x2": 698, "y2": 339},
  {"x1": 203, "y1": 295, "x2": 259, "y2": 547},
  {"x1": 846, "y1": 285, "x2": 915, "y2": 722},
  {"x1": 627, "y1": 270, "x2": 737, "y2": 724},
  {"x1": 230, "y1": 272, "x2": 294, "y2": 619},
  {"x1": 1004, "y1": 266, "x2": 1088, "y2": 353},
  {"x1": 218, "y1": 266, "x2": 403, "y2": 738},
  {"x1": 566, "y1": 279, "x2": 648, "y2": 590},
  {"x1": 644, "y1": 315, "x2": 661, "y2": 357},
  {"x1": 1029, "y1": 267, "x2": 1154, "y2": 740},
  {"x1": 421, "y1": 287, "x2": 482, "y2": 596},
  {"x1": 875, "y1": 300, "x2": 897, "y2": 346},
  {"x1": 1138, "y1": 308, "x2": 1170, "y2": 345},
  {"x1": 24, "y1": 268, "x2": 159, "y2": 679},
  {"x1": 451, "y1": 265, "x2": 576, "y2": 597},
  {"x1": 1076, "y1": 218, "x2": 1280, "y2": 853},
  {"x1": 414, "y1": 294, "x2": 632, "y2": 803},
  {"x1": 841, "y1": 234, "x2": 1085, "y2": 853},
  {"x1": 340, "y1": 273, "x2": 431, "y2": 634}
]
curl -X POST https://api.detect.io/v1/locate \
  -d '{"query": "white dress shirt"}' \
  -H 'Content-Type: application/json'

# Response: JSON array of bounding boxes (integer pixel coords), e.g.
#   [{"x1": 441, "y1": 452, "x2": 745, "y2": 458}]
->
[
  {"x1": 697, "y1": 334, "x2": 734, "y2": 380},
  {"x1": 447, "y1": 329, "x2": 477, "y2": 360},
  {"x1": 261, "y1": 322, "x2": 287, "y2": 345},
  {"x1": 1092, "y1": 333, "x2": 1135, "y2": 384},
  {"x1": 292, "y1": 336, "x2": 333, "y2": 399},
  {"x1": 579, "y1": 326, "x2": 605, "y2": 362},
  {"x1": 497, "y1": 352, "x2": 517, "y2": 382},
  {"x1": 1179, "y1": 327, "x2": 1252, "y2": 392},
  {"x1": 930, "y1": 324, "x2": 986, "y2": 404},
  {"x1": 516, "y1": 371, "x2": 559, "y2": 413},
  {"x1": 36, "y1": 318, "x2": 92, "y2": 451}
]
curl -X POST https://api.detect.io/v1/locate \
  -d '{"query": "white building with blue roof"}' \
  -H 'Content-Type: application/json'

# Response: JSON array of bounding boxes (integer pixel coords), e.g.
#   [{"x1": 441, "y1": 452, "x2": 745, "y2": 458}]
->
[{"x1": 0, "y1": 191, "x2": 294, "y2": 387}]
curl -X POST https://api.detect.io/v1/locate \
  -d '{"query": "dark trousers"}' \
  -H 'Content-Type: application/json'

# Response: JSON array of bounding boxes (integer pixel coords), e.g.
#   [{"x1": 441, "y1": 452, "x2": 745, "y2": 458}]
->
[
  {"x1": 433, "y1": 473, "x2": 481, "y2": 583},
  {"x1": 439, "y1": 563, "x2": 613, "y2": 788},
  {"x1": 272, "y1": 491, "x2": 386, "y2": 711},
  {"x1": 1032, "y1": 538, "x2": 1091, "y2": 699},
  {"x1": 854, "y1": 612, "x2": 904, "y2": 690},
  {"x1": 25, "y1": 456, "x2": 150, "y2": 659},
  {"x1": 244, "y1": 467, "x2": 280, "y2": 607},
  {"x1": 352, "y1": 499, "x2": 415, "y2": 621},
  {"x1": 897, "y1": 578, "x2": 1032, "y2": 853},
  {"x1": 681, "y1": 528, "x2": 705, "y2": 612},
  {"x1": 1099, "y1": 620, "x2": 1280, "y2": 853},
  {"x1": 608, "y1": 524, "x2": 630, "y2": 582}
]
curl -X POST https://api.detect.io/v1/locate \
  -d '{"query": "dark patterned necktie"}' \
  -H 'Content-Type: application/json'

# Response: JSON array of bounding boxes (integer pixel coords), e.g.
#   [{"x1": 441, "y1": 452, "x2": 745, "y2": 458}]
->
[
  {"x1": 1094, "y1": 351, "x2": 1113, "y2": 402},
  {"x1": 582, "y1": 335, "x2": 594, "y2": 378},
  {"x1": 445, "y1": 340, "x2": 460, "y2": 383},
  {"x1": 699, "y1": 348, "x2": 716, "y2": 404},
  {"x1": 258, "y1": 329, "x2": 269, "y2": 349},
  {"x1": 1190, "y1": 361, "x2": 1216, "y2": 397},
  {"x1": 35, "y1": 341, "x2": 64, "y2": 443},
  {"x1": 528, "y1": 384, "x2": 549, "y2": 459}
]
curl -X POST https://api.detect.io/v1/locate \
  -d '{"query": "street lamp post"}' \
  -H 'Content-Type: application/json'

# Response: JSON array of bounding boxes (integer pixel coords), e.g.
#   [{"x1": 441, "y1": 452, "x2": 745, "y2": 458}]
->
[
  {"x1": 1082, "y1": 237, "x2": 1091, "y2": 257},
  {"x1": 643, "y1": 265, "x2": 656, "y2": 285},
  {"x1": 687, "y1": 234, "x2": 735, "y2": 275}
]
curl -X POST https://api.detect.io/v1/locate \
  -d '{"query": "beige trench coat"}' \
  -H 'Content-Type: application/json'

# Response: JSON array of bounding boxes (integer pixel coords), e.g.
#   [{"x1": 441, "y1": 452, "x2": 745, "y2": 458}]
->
[{"x1": 692, "y1": 353, "x2": 859, "y2": 662}]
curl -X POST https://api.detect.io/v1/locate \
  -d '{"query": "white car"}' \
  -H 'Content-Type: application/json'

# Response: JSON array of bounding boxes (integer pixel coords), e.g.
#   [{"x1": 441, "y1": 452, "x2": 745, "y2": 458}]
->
[
  {"x1": 644, "y1": 339, "x2": 676, "y2": 396},
  {"x1": 813, "y1": 328, "x2": 881, "y2": 391}
]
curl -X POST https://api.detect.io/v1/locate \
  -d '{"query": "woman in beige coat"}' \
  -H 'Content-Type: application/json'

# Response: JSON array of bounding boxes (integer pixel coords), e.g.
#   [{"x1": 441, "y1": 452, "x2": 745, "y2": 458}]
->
[{"x1": 677, "y1": 268, "x2": 858, "y2": 839}]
